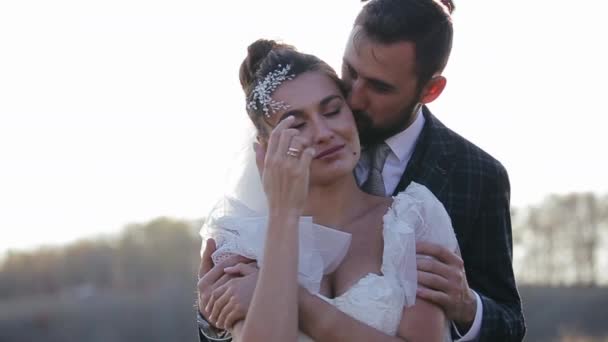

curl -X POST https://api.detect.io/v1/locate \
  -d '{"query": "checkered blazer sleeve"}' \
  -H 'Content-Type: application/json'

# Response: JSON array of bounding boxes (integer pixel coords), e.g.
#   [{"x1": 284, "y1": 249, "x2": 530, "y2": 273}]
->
[{"x1": 468, "y1": 161, "x2": 525, "y2": 341}]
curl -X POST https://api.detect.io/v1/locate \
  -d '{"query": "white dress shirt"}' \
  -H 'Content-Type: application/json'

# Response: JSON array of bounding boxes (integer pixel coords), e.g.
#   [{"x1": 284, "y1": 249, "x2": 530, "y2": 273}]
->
[
  {"x1": 355, "y1": 107, "x2": 425, "y2": 195},
  {"x1": 355, "y1": 108, "x2": 483, "y2": 341}
]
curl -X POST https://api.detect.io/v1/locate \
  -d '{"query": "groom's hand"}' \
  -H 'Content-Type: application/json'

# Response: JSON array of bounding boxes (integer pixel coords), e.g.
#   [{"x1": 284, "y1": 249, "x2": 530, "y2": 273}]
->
[
  {"x1": 415, "y1": 241, "x2": 477, "y2": 332},
  {"x1": 207, "y1": 262, "x2": 259, "y2": 330},
  {"x1": 197, "y1": 239, "x2": 252, "y2": 325}
]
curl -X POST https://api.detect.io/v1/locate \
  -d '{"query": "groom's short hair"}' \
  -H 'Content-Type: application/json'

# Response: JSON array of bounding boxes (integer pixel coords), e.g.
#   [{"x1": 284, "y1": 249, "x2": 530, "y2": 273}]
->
[{"x1": 355, "y1": 0, "x2": 455, "y2": 87}]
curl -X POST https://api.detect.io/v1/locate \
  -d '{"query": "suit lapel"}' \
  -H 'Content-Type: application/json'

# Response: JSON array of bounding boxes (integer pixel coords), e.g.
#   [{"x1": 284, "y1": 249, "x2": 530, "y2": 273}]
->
[{"x1": 392, "y1": 107, "x2": 455, "y2": 198}]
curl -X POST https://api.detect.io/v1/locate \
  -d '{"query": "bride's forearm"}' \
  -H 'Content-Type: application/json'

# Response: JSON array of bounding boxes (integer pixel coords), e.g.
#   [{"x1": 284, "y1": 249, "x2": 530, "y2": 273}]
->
[
  {"x1": 298, "y1": 288, "x2": 406, "y2": 342},
  {"x1": 239, "y1": 215, "x2": 300, "y2": 342}
]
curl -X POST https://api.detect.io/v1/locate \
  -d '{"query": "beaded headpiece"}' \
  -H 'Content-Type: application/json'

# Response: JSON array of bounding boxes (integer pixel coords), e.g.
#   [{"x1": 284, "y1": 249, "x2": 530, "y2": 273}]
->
[{"x1": 247, "y1": 64, "x2": 296, "y2": 118}]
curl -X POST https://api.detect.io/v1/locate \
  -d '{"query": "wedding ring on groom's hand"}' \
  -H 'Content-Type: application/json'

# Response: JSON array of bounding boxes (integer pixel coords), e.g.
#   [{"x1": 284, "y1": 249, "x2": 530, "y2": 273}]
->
[{"x1": 287, "y1": 147, "x2": 301, "y2": 157}]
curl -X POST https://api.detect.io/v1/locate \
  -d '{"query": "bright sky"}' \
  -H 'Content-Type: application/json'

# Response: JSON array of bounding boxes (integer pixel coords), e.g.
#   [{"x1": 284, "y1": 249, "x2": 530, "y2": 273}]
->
[{"x1": 1, "y1": 0, "x2": 607, "y2": 253}]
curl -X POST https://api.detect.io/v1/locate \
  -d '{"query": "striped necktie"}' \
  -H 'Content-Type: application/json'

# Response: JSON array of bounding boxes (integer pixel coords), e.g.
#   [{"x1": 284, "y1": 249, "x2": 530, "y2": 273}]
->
[{"x1": 361, "y1": 142, "x2": 392, "y2": 196}]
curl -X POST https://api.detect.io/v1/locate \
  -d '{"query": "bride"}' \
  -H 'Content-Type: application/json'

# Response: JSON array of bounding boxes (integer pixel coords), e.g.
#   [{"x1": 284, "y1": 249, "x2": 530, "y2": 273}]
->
[{"x1": 198, "y1": 39, "x2": 458, "y2": 341}]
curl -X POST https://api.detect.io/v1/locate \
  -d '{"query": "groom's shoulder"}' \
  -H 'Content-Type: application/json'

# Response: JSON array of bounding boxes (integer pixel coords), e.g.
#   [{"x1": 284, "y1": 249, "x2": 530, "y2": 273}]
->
[{"x1": 429, "y1": 114, "x2": 509, "y2": 183}]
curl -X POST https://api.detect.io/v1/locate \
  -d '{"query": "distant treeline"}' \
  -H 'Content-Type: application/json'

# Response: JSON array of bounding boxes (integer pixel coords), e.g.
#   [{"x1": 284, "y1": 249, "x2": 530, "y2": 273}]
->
[
  {"x1": 1, "y1": 192, "x2": 607, "y2": 301},
  {"x1": 0, "y1": 218, "x2": 202, "y2": 300},
  {"x1": 512, "y1": 192, "x2": 608, "y2": 286}
]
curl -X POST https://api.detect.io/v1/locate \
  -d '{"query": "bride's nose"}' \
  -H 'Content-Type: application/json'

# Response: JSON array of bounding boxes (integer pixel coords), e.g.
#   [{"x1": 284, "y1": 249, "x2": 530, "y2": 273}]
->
[{"x1": 311, "y1": 117, "x2": 334, "y2": 144}]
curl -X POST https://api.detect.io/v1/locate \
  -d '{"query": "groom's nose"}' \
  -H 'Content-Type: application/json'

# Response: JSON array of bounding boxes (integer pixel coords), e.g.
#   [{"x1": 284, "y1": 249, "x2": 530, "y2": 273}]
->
[{"x1": 348, "y1": 79, "x2": 369, "y2": 112}]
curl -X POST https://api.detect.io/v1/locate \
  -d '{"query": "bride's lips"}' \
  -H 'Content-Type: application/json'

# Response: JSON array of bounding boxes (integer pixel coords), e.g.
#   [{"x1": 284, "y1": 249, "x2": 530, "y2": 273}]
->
[{"x1": 314, "y1": 145, "x2": 345, "y2": 160}]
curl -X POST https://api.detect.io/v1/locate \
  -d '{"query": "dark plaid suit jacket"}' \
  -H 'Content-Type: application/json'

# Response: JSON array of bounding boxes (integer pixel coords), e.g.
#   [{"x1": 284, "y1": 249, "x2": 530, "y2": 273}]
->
[
  {"x1": 392, "y1": 107, "x2": 525, "y2": 341},
  {"x1": 199, "y1": 107, "x2": 525, "y2": 341}
]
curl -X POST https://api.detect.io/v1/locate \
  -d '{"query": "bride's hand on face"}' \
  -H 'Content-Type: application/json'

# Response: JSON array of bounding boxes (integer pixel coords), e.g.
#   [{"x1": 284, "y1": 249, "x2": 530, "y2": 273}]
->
[{"x1": 258, "y1": 116, "x2": 315, "y2": 216}]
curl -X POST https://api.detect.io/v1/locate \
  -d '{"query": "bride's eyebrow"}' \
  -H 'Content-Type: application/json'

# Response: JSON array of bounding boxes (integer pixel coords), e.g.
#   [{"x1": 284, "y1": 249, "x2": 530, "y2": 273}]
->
[
  {"x1": 319, "y1": 94, "x2": 342, "y2": 108},
  {"x1": 277, "y1": 94, "x2": 343, "y2": 122}
]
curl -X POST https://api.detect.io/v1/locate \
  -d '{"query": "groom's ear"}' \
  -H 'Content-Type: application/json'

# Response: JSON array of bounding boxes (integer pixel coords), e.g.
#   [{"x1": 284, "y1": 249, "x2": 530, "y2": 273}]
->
[{"x1": 419, "y1": 75, "x2": 447, "y2": 104}]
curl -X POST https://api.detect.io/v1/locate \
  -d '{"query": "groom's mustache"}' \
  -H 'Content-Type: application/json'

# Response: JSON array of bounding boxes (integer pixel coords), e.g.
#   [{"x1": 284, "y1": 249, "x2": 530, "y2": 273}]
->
[
  {"x1": 353, "y1": 110, "x2": 376, "y2": 146},
  {"x1": 353, "y1": 110, "x2": 372, "y2": 131}
]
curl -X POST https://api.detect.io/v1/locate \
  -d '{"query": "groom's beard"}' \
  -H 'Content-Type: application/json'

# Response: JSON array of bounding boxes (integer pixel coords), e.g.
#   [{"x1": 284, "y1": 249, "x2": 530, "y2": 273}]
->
[{"x1": 355, "y1": 100, "x2": 420, "y2": 147}]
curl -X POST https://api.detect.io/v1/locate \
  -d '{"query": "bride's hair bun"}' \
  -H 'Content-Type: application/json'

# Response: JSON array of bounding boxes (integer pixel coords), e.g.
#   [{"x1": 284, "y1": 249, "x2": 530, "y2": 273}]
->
[{"x1": 239, "y1": 39, "x2": 289, "y2": 93}]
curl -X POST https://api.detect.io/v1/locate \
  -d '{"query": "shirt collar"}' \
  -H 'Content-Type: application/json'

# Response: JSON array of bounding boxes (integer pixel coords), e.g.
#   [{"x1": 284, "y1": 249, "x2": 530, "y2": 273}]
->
[{"x1": 385, "y1": 107, "x2": 425, "y2": 162}]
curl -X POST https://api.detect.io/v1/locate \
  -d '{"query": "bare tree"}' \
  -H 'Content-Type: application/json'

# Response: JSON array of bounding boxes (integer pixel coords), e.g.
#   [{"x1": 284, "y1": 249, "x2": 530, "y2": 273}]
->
[{"x1": 512, "y1": 193, "x2": 607, "y2": 286}]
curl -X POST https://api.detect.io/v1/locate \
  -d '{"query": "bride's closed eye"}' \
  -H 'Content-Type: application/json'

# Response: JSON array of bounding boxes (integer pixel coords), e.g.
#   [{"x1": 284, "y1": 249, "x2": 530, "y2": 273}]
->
[
  {"x1": 291, "y1": 121, "x2": 306, "y2": 130},
  {"x1": 323, "y1": 107, "x2": 341, "y2": 117},
  {"x1": 290, "y1": 107, "x2": 341, "y2": 130},
  {"x1": 322, "y1": 96, "x2": 345, "y2": 117}
]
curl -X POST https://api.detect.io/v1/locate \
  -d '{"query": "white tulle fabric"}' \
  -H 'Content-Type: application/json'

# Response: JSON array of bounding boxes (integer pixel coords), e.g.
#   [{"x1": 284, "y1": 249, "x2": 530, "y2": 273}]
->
[{"x1": 200, "y1": 197, "x2": 352, "y2": 293}]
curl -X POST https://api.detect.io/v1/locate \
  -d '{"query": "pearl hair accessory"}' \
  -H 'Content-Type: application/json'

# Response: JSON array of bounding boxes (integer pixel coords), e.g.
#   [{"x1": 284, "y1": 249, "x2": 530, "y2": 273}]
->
[{"x1": 247, "y1": 64, "x2": 296, "y2": 118}]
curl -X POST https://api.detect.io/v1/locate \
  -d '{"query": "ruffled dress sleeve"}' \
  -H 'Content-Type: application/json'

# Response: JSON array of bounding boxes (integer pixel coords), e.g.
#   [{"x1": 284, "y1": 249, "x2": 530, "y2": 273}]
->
[
  {"x1": 381, "y1": 182, "x2": 459, "y2": 307},
  {"x1": 199, "y1": 197, "x2": 352, "y2": 293}
]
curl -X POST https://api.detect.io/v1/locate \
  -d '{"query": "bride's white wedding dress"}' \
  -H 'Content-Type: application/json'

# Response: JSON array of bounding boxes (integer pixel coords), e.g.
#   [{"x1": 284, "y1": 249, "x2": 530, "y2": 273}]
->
[{"x1": 201, "y1": 182, "x2": 457, "y2": 342}]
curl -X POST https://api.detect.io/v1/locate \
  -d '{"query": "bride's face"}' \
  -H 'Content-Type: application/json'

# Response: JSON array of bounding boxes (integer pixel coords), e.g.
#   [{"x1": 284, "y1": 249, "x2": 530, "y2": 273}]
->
[{"x1": 263, "y1": 71, "x2": 360, "y2": 185}]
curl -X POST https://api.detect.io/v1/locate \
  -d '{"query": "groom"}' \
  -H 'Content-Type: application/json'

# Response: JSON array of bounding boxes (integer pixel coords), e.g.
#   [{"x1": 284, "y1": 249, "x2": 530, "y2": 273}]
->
[{"x1": 198, "y1": 0, "x2": 525, "y2": 341}]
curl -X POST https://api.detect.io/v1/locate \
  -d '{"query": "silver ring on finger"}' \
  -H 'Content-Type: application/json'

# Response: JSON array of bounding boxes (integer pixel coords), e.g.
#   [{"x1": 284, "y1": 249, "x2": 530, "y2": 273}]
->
[{"x1": 286, "y1": 147, "x2": 301, "y2": 157}]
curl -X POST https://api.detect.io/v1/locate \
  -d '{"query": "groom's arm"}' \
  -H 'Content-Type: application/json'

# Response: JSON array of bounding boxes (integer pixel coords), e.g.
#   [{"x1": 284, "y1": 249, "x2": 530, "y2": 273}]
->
[
  {"x1": 465, "y1": 165, "x2": 524, "y2": 341},
  {"x1": 197, "y1": 239, "x2": 221, "y2": 342},
  {"x1": 197, "y1": 240, "x2": 250, "y2": 342},
  {"x1": 415, "y1": 162, "x2": 525, "y2": 341}
]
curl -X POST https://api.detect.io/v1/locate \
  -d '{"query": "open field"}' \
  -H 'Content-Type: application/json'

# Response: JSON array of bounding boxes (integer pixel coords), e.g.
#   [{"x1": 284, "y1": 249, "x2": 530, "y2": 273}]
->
[
  {"x1": 0, "y1": 283, "x2": 198, "y2": 342},
  {"x1": 1, "y1": 285, "x2": 607, "y2": 342},
  {"x1": 519, "y1": 286, "x2": 608, "y2": 342}
]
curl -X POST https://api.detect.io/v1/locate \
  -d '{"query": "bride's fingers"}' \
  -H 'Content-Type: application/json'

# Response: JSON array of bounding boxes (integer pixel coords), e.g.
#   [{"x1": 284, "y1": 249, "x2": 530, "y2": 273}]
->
[
  {"x1": 266, "y1": 116, "x2": 295, "y2": 157},
  {"x1": 298, "y1": 147, "x2": 316, "y2": 170},
  {"x1": 275, "y1": 128, "x2": 299, "y2": 160},
  {"x1": 287, "y1": 136, "x2": 309, "y2": 159}
]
